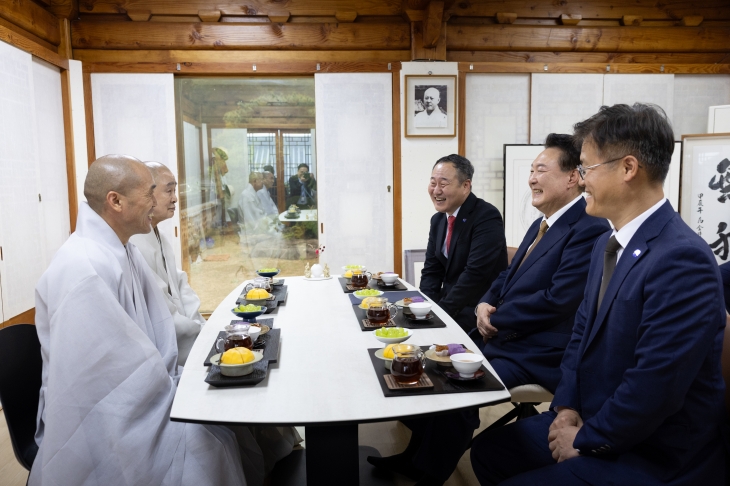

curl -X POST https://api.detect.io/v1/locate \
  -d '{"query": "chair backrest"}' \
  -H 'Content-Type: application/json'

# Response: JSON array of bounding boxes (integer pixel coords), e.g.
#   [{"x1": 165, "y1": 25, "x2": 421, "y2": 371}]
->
[
  {"x1": 404, "y1": 249, "x2": 427, "y2": 286},
  {"x1": 722, "y1": 315, "x2": 730, "y2": 419},
  {"x1": 0, "y1": 323, "x2": 42, "y2": 470}
]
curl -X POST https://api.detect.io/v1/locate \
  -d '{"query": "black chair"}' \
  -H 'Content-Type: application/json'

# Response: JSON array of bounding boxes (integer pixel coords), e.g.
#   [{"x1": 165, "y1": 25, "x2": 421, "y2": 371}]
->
[{"x1": 0, "y1": 323, "x2": 42, "y2": 471}]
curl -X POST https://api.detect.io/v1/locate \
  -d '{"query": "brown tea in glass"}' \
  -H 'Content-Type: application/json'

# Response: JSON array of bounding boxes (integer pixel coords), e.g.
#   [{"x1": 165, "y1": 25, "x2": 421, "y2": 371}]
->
[
  {"x1": 224, "y1": 334, "x2": 253, "y2": 350},
  {"x1": 390, "y1": 344, "x2": 425, "y2": 385},
  {"x1": 367, "y1": 307, "x2": 390, "y2": 324},
  {"x1": 391, "y1": 357, "x2": 423, "y2": 385},
  {"x1": 351, "y1": 272, "x2": 369, "y2": 289}
]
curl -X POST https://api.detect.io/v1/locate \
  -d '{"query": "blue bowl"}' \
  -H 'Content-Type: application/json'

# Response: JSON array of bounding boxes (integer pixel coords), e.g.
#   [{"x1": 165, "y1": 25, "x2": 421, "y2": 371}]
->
[
  {"x1": 256, "y1": 268, "x2": 280, "y2": 278},
  {"x1": 231, "y1": 307, "x2": 266, "y2": 322}
]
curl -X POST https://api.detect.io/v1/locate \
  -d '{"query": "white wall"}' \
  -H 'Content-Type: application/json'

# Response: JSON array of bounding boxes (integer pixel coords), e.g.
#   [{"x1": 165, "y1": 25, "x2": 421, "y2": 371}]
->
[
  {"x1": 400, "y1": 62, "x2": 459, "y2": 270},
  {"x1": 69, "y1": 60, "x2": 88, "y2": 209}
]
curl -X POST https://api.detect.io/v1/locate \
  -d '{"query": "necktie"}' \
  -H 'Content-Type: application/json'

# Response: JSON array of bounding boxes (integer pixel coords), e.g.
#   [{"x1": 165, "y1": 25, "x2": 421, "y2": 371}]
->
[
  {"x1": 597, "y1": 235, "x2": 622, "y2": 310},
  {"x1": 445, "y1": 215, "x2": 456, "y2": 256},
  {"x1": 518, "y1": 220, "x2": 549, "y2": 269}
]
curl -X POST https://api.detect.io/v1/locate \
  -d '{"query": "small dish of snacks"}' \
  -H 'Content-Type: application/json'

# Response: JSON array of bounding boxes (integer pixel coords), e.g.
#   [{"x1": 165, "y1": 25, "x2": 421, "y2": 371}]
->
[
  {"x1": 373, "y1": 327, "x2": 412, "y2": 344},
  {"x1": 353, "y1": 289, "x2": 384, "y2": 300}
]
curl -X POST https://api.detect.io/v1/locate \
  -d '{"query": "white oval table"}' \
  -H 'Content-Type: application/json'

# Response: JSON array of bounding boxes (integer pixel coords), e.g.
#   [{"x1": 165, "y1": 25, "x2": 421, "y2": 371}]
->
[{"x1": 171, "y1": 276, "x2": 510, "y2": 485}]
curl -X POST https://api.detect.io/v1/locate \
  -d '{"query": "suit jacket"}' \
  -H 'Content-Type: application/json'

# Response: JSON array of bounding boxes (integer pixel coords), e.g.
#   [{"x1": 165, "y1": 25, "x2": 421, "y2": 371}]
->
[
  {"x1": 420, "y1": 192, "x2": 507, "y2": 331},
  {"x1": 552, "y1": 201, "x2": 726, "y2": 483},
  {"x1": 480, "y1": 198, "x2": 610, "y2": 392},
  {"x1": 720, "y1": 261, "x2": 730, "y2": 314}
]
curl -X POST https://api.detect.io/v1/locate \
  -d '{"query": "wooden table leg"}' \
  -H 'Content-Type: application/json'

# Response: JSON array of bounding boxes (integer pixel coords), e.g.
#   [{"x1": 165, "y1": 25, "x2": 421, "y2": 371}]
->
[{"x1": 305, "y1": 423, "x2": 359, "y2": 485}]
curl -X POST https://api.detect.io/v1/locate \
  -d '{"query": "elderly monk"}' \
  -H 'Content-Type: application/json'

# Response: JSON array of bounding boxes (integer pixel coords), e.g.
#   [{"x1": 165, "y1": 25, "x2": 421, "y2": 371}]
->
[
  {"x1": 31, "y1": 155, "x2": 248, "y2": 485},
  {"x1": 129, "y1": 162, "x2": 204, "y2": 367}
]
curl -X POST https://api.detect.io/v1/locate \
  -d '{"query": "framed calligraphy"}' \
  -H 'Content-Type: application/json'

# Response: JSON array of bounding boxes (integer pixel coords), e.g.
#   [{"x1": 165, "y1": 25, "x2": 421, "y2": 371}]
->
[{"x1": 680, "y1": 133, "x2": 730, "y2": 264}]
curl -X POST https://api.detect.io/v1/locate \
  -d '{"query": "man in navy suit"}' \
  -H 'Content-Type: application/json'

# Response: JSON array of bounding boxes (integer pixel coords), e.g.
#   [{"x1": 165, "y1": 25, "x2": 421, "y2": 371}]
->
[
  {"x1": 476, "y1": 133, "x2": 609, "y2": 392},
  {"x1": 419, "y1": 154, "x2": 508, "y2": 333},
  {"x1": 368, "y1": 155, "x2": 506, "y2": 485},
  {"x1": 471, "y1": 103, "x2": 726, "y2": 485}
]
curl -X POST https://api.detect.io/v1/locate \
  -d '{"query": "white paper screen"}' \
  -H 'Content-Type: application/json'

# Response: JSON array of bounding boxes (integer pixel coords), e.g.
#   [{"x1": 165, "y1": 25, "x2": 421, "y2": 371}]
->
[
  {"x1": 182, "y1": 121, "x2": 203, "y2": 208},
  {"x1": 465, "y1": 74, "x2": 530, "y2": 215},
  {"x1": 673, "y1": 75, "x2": 730, "y2": 137},
  {"x1": 92, "y1": 73, "x2": 181, "y2": 267},
  {"x1": 603, "y1": 74, "x2": 674, "y2": 123},
  {"x1": 315, "y1": 73, "x2": 394, "y2": 271},
  {"x1": 0, "y1": 42, "x2": 47, "y2": 318},
  {"x1": 33, "y1": 58, "x2": 70, "y2": 269},
  {"x1": 530, "y1": 74, "x2": 604, "y2": 144}
]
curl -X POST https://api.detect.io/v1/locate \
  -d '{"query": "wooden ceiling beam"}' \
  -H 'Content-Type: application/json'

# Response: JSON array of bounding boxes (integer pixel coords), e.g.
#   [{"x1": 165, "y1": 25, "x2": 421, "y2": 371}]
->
[
  {"x1": 78, "y1": 1, "x2": 402, "y2": 17},
  {"x1": 335, "y1": 11, "x2": 357, "y2": 22},
  {"x1": 48, "y1": 0, "x2": 79, "y2": 20},
  {"x1": 495, "y1": 13, "x2": 517, "y2": 25},
  {"x1": 127, "y1": 9, "x2": 151, "y2": 21},
  {"x1": 198, "y1": 10, "x2": 221, "y2": 22},
  {"x1": 0, "y1": 0, "x2": 62, "y2": 45},
  {"x1": 447, "y1": 24, "x2": 730, "y2": 53},
  {"x1": 447, "y1": 51, "x2": 730, "y2": 65},
  {"x1": 446, "y1": 0, "x2": 730, "y2": 21},
  {"x1": 71, "y1": 21, "x2": 410, "y2": 49},
  {"x1": 422, "y1": 0, "x2": 443, "y2": 48},
  {"x1": 268, "y1": 12, "x2": 290, "y2": 23}
]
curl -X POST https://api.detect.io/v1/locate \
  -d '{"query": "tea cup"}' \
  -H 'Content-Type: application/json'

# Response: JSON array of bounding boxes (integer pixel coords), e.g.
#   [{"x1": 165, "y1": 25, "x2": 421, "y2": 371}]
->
[
  {"x1": 381, "y1": 272, "x2": 399, "y2": 285},
  {"x1": 409, "y1": 302, "x2": 432, "y2": 319},
  {"x1": 450, "y1": 353, "x2": 484, "y2": 378}
]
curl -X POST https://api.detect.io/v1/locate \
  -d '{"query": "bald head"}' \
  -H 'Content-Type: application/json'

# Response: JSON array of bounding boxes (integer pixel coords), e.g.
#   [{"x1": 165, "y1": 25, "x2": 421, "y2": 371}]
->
[
  {"x1": 85, "y1": 155, "x2": 148, "y2": 213},
  {"x1": 143, "y1": 161, "x2": 174, "y2": 182},
  {"x1": 84, "y1": 155, "x2": 157, "y2": 243},
  {"x1": 423, "y1": 87, "x2": 441, "y2": 113}
]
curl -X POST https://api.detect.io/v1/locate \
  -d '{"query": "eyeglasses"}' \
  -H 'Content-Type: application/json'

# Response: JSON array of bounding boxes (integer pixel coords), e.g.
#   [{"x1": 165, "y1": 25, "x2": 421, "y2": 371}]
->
[{"x1": 577, "y1": 156, "x2": 627, "y2": 179}]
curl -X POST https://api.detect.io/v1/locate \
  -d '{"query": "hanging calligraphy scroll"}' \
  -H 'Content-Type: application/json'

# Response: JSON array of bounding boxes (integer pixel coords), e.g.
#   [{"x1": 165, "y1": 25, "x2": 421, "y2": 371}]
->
[{"x1": 680, "y1": 133, "x2": 730, "y2": 265}]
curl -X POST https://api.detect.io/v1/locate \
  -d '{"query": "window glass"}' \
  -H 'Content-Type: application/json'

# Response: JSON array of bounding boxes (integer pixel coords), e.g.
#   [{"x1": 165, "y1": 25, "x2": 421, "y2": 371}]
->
[{"x1": 175, "y1": 77, "x2": 319, "y2": 312}]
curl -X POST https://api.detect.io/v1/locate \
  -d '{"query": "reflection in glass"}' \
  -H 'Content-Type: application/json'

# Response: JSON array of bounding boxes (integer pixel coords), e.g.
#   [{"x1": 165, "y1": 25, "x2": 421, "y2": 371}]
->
[{"x1": 175, "y1": 78, "x2": 319, "y2": 312}]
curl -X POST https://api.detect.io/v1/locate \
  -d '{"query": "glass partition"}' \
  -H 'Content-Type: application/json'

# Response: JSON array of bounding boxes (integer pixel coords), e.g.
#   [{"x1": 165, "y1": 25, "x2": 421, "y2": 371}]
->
[{"x1": 175, "y1": 77, "x2": 319, "y2": 312}]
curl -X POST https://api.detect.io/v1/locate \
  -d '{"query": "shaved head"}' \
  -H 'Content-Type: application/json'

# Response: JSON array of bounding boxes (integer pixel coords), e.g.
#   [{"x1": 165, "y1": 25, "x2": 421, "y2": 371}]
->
[
  {"x1": 84, "y1": 154, "x2": 157, "y2": 244},
  {"x1": 143, "y1": 161, "x2": 173, "y2": 182},
  {"x1": 85, "y1": 155, "x2": 148, "y2": 213}
]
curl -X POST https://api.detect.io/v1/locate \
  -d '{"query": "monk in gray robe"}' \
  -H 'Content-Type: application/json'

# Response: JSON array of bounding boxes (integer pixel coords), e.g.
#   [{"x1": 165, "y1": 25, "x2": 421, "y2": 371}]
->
[
  {"x1": 31, "y1": 155, "x2": 249, "y2": 486},
  {"x1": 129, "y1": 162, "x2": 204, "y2": 367}
]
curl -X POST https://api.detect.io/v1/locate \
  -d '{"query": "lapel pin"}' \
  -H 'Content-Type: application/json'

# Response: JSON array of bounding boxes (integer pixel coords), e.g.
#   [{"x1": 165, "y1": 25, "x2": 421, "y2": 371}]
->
[
  {"x1": 462, "y1": 218, "x2": 467, "y2": 223},
  {"x1": 632, "y1": 249, "x2": 641, "y2": 257}
]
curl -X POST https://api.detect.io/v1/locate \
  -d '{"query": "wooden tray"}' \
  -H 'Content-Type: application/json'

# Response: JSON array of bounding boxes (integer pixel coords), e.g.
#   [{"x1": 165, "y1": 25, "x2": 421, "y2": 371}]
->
[
  {"x1": 203, "y1": 320, "x2": 280, "y2": 366},
  {"x1": 352, "y1": 305, "x2": 447, "y2": 331}
]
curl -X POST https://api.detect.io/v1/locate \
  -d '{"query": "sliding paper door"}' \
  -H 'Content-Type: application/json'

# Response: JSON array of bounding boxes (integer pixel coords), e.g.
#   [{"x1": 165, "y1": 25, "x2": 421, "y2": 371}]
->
[
  {"x1": 315, "y1": 73, "x2": 394, "y2": 271},
  {"x1": 92, "y1": 73, "x2": 180, "y2": 267}
]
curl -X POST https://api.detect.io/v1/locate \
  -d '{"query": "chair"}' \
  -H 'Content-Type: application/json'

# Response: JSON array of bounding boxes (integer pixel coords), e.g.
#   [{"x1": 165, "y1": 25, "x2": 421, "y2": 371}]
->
[
  {"x1": 506, "y1": 246, "x2": 518, "y2": 266},
  {"x1": 404, "y1": 249, "x2": 427, "y2": 286},
  {"x1": 721, "y1": 314, "x2": 730, "y2": 419},
  {"x1": 486, "y1": 384, "x2": 554, "y2": 430},
  {"x1": 0, "y1": 323, "x2": 42, "y2": 471}
]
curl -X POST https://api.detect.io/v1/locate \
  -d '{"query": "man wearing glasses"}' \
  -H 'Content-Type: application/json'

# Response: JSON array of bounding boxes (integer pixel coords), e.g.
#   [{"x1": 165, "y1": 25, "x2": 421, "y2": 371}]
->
[{"x1": 471, "y1": 103, "x2": 726, "y2": 485}]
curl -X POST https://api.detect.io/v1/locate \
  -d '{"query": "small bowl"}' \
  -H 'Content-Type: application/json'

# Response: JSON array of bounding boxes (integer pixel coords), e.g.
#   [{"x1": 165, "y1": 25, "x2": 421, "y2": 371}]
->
[
  {"x1": 409, "y1": 302, "x2": 432, "y2": 319},
  {"x1": 450, "y1": 353, "x2": 484, "y2": 378},
  {"x1": 231, "y1": 307, "x2": 265, "y2": 320},
  {"x1": 247, "y1": 326, "x2": 261, "y2": 342},
  {"x1": 256, "y1": 268, "x2": 280, "y2": 278},
  {"x1": 342, "y1": 265, "x2": 367, "y2": 273},
  {"x1": 353, "y1": 289, "x2": 384, "y2": 300},
  {"x1": 374, "y1": 348, "x2": 394, "y2": 370},
  {"x1": 210, "y1": 352, "x2": 264, "y2": 376},
  {"x1": 374, "y1": 328, "x2": 413, "y2": 345},
  {"x1": 381, "y1": 272, "x2": 399, "y2": 285}
]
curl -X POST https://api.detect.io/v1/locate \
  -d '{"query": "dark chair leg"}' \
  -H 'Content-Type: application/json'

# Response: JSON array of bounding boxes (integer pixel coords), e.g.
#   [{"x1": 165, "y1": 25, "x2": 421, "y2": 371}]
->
[{"x1": 466, "y1": 401, "x2": 544, "y2": 451}]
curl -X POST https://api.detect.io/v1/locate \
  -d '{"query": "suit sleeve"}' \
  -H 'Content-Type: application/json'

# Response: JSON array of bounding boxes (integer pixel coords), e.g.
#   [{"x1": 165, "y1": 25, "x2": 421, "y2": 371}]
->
[
  {"x1": 574, "y1": 245, "x2": 724, "y2": 454},
  {"x1": 419, "y1": 214, "x2": 446, "y2": 302},
  {"x1": 491, "y1": 221, "x2": 609, "y2": 335},
  {"x1": 438, "y1": 205, "x2": 506, "y2": 316},
  {"x1": 480, "y1": 268, "x2": 508, "y2": 308}
]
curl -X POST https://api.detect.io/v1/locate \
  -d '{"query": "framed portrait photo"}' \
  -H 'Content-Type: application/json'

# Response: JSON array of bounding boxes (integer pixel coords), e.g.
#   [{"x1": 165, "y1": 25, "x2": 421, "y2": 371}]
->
[
  {"x1": 680, "y1": 133, "x2": 730, "y2": 265},
  {"x1": 405, "y1": 75, "x2": 456, "y2": 137}
]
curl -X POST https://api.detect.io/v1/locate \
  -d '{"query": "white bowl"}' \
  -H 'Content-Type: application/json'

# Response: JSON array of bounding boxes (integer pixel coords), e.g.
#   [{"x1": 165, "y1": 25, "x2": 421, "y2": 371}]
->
[
  {"x1": 409, "y1": 302, "x2": 432, "y2": 319},
  {"x1": 381, "y1": 272, "x2": 399, "y2": 285},
  {"x1": 210, "y1": 351, "x2": 264, "y2": 376},
  {"x1": 353, "y1": 289, "x2": 384, "y2": 300},
  {"x1": 450, "y1": 353, "x2": 484, "y2": 378},
  {"x1": 373, "y1": 328, "x2": 412, "y2": 344},
  {"x1": 247, "y1": 326, "x2": 261, "y2": 342}
]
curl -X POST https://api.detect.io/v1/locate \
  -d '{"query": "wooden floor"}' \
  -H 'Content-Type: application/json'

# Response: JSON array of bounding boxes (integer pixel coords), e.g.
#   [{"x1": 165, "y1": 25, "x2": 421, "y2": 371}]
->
[
  {"x1": 0, "y1": 409, "x2": 29, "y2": 486},
  {"x1": 1, "y1": 403, "x2": 549, "y2": 486}
]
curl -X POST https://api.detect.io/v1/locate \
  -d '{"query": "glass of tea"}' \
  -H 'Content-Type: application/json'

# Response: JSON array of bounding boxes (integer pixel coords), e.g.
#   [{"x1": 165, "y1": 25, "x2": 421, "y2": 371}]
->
[
  {"x1": 366, "y1": 298, "x2": 398, "y2": 325},
  {"x1": 350, "y1": 270, "x2": 372, "y2": 289},
  {"x1": 215, "y1": 324, "x2": 253, "y2": 352},
  {"x1": 391, "y1": 344, "x2": 426, "y2": 385}
]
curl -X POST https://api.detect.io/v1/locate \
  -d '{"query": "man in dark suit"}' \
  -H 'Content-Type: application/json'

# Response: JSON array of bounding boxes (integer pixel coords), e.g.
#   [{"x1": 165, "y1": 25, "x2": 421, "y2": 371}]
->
[
  {"x1": 287, "y1": 163, "x2": 317, "y2": 207},
  {"x1": 420, "y1": 154, "x2": 508, "y2": 333},
  {"x1": 476, "y1": 134, "x2": 610, "y2": 392},
  {"x1": 720, "y1": 262, "x2": 730, "y2": 313},
  {"x1": 472, "y1": 103, "x2": 726, "y2": 485},
  {"x1": 368, "y1": 155, "x2": 506, "y2": 485}
]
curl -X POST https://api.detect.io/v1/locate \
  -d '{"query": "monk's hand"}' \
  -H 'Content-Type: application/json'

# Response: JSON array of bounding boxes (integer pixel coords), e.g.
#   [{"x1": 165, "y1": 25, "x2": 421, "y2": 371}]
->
[
  {"x1": 549, "y1": 407, "x2": 583, "y2": 432},
  {"x1": 475, "y1": 303, "x2": 498, "y2": 342},
  {"x1": 548, "y1": 426, "x2": 580, "y2": 463}
]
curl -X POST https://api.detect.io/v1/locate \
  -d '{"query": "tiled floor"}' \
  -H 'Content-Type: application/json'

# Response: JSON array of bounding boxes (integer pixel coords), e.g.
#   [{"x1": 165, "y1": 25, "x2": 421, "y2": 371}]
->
[{"x1": 1, "y1": 403, "x2": 549, "y2": 486}]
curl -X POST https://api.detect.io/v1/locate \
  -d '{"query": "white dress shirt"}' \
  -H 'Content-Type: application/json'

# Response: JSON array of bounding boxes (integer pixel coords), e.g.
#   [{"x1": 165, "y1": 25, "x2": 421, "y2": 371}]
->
[{"x1": 610, "y1": 198, "x2": 666, "y2": 263}]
